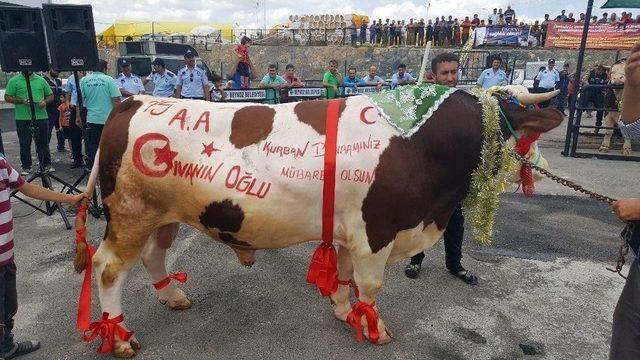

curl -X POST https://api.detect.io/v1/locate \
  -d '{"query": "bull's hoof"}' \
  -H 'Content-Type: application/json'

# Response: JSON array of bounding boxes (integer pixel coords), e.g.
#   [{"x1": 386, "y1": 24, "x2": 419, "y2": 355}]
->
[
  {"x1": 599, "y1": 145, "x2": 610, "y2": 153},
  {"x1": 331, "y1": 300, "x2": 351, "y2": 322},
  {"x1": 233, "y1": 248, "x2": 256, "y2": 267},
  {"x1": 376, "y1": 329, "x2": 393, "y2": 345},
  {"x1": 166, "y1": 296, "x2": 192, "y2": 310},
  {"x1": 364, "y1": 324, "x2": 393, "y2": 345},
  {"x1": 130, "y1": 336, "x2": 141, "y2": 351},
  {"x1": 623, "y1": 147, "x2": 632, "y2": 156},
  {"x1": 113, "y1": 341, "x2": 136, "y2": 358}
]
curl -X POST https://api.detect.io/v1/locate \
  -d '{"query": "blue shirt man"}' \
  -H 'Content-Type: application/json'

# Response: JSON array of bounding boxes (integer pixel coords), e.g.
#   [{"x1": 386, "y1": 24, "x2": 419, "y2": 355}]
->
[
  {"x1": 116, "y1": 61, "x2": 145, "y2": 97},
  {"x1": 391, "y1": 64, "x2": 416, "y2": 89},
  {"x1": 176, "y1": 50, "x2": 210, "y2": 100},
  {"x1": 143, "y1": 58, "x2": 177, "y2": 97},
  {"x1": 343, "y1": 68, "x2": 366, "y2": 87},
  {"x1": 65, "y1": 72, "x2": 85, "y2": 106},
  {"x1": 477, "y1": 58, "x2": 507, "y2": 89},
  {"x1": 536, "y1": 59, "x2": 561, "y2": 90},
  {"x1": 259, "y1": 65, "x2": 287, "y2": 104}
]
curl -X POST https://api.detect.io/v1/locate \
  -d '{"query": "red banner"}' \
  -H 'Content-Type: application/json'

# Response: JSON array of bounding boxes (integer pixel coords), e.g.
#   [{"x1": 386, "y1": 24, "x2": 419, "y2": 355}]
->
[{"x1": 545, "y1": 21, "x2": 640, "y2": 50}]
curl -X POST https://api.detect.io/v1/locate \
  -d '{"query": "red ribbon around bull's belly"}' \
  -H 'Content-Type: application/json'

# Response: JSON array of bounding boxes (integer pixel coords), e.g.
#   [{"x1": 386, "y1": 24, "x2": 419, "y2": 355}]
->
[{"x1": 306, "y1": 99, "x2": 342, "y2": 297}]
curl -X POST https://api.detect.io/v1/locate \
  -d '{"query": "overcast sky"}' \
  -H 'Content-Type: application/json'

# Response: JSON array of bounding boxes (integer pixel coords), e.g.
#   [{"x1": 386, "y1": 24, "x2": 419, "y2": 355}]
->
[{"x1": 11, "y1": 0, "x2": 639, "y2": 33}]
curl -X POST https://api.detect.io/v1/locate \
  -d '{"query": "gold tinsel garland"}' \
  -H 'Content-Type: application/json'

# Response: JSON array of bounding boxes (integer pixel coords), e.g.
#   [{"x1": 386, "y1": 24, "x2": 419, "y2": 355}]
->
[{"x1": 463, "y1": 89, "x2": 518, "y2": 246}]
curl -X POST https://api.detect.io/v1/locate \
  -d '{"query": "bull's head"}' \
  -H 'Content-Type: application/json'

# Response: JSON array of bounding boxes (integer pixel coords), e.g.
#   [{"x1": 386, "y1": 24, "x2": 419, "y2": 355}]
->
[
  {"x1": 489, "y1": 85, "x2": 564, "y2": 190},
  {"x1": 610, "y1": 62, "x2": 626, "y2": 85}
]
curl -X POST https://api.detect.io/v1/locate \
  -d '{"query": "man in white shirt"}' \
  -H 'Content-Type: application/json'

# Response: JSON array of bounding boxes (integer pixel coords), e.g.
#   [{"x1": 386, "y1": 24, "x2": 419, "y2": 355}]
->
[
  {"x1": 534, "y1": 59, "x2": 560, "y2": 107},
  {"x1": 476, "y1": 57, "x2": 507, "y2": 89},
  {"x1": 116, "y1": 60, "x2": 145, "y2": 97}
]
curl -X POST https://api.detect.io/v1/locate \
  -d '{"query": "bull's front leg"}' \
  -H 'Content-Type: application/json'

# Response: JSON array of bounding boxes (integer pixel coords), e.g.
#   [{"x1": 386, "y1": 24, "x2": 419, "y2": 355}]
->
[
  {"x1": 141, "y1": 223, "x2": 192, "y2": 310},
  {"x1": 92, "y1": 243, "x2": 141, "y2": 358},
  {"x1": 349, "y1": 244, "x2": 394, "y2": 345},
  {"x1": 599, "y1": 114, "x2": 616, "y2": 152},
  {"x1": 622, "y1": 138, "x2": 632, "y2": 155},
  {"x1": 330, "y1": 245, "x2": 354, "y2": 321}
]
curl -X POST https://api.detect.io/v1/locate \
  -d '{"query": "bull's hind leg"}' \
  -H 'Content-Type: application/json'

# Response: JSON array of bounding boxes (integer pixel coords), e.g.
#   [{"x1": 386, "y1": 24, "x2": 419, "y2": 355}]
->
[
  {"x1": 92, "y1": 222, "x2": 155, "y2": 358},
  {"x1": 600, "y1": 114, "x2": 616, "y2": 152},
  {"x1": 141, "y1": 223, "x2": 192, "y2": 310},
  {"x1": 330, "y1": 245, "x2": 354, "y2": 321},
  {"x1": 349, "y1": 244, "x2": 394, "y2": 344}
]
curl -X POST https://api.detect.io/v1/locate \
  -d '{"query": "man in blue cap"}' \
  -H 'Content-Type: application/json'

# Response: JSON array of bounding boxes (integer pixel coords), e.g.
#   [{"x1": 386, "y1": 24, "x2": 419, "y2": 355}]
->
[
  {"x1": 143, "y1": 58, "x2": 177, "y2": 97},
  {"x1": 116, "y1": 60, "x2": 145, "y2": 97},
  {"x1": 176, "y1": 50, "x2": 210, "y2": 101}
]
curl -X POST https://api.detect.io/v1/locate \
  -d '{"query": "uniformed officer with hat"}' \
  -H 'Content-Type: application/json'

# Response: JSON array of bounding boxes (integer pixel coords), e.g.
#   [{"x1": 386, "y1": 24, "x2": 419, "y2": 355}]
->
[
  {"x1": 143, "y1": 58, "x2": 177, "y2": 97},
  {"x1": 116, "y1": 60, "x2": 145, "y2": 97},
  {"x1": 176, "y1": 50, "x2": 210, "y2": 101},
  {"x1": 534, "y1": 58, "x2": 560, "y2": 108}
]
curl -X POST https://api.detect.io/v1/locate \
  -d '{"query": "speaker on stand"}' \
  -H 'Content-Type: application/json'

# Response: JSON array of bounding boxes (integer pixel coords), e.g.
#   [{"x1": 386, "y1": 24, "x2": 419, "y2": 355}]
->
[
  {"x1": 42, "y1": 4, "x2": 102, "y2": 219},
  {"x1": 0, "y1": 6, "x2": 71, "y2": 228}
]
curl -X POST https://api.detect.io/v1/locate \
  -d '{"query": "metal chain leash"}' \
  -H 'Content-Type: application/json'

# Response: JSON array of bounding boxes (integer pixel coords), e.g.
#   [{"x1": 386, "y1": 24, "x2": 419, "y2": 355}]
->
[
  {"x1": 509, "y1": 150, "x2": 631, "y2": 278},
  {"x1": 510, "y1": 150, "x2": 617, "y2": 205}
]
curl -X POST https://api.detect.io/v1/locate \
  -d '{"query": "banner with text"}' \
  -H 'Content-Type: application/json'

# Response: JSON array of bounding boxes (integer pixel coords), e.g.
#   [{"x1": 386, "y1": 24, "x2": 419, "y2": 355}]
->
[
  {"x1": 545, "y1": 21, "x2": 640, "y2": 50},
  {"x1": 474, "y1": 26, "x2": 530, "y2": 46}
]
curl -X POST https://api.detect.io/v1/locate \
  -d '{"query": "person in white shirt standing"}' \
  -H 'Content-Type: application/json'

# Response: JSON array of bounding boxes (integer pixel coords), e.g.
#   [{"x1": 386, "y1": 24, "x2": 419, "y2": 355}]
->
[
  {"x1": 534, "y1": 59, "x2": 560, "y2": 107},
  {"x1": 116, "y1": 60, "x2": 145, "y2": 98},
  {"x1": 143, "y1": 58, "x2": 177, "y2": 97},
  {"x1": 476, "y1": 57, "x2": 507, "y2": 89}
]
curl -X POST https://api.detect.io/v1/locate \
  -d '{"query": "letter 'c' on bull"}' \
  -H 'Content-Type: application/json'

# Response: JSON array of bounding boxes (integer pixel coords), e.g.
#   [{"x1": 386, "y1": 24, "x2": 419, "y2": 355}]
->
[
  {"x1": 360, "y1": 106, "x2": 376, "y2": 125},
  {"x1": 132, "y1": 133, "x2": 174, "y2": 178}
]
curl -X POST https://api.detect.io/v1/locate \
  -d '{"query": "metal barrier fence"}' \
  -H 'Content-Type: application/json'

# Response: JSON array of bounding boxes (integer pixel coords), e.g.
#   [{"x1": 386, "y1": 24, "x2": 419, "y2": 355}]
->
[
  {"x1": 212, "y1": 85, "x2": 391, "y2": 104},
  {"x1": 563, "y1": 83, "x2": 639, "y2": 162}
]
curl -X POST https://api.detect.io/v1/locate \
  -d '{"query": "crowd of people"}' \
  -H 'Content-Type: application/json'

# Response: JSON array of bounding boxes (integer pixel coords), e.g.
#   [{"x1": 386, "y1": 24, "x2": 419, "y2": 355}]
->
[{"x1": 342, "y1": 8, "x2": 640, "y2": 47}]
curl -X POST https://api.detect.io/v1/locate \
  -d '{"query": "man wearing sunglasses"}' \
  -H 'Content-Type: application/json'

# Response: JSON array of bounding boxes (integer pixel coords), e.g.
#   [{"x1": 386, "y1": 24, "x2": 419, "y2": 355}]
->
[{"x1": 175, "y1": 50, "x2": 210, "y2": 101}]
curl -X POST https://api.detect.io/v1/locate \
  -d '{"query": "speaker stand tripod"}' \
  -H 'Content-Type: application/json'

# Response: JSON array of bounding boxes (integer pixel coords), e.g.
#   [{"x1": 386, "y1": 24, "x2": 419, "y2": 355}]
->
[{"x1": 9, "y1": 71, "x2": 73, "y2": 229}]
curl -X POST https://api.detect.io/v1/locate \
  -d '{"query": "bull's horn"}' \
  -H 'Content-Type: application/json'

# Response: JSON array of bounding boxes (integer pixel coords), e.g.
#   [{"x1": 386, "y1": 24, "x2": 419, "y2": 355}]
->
[{"x1": 516, "y1": 89, "x2": 561, "y2": 106}]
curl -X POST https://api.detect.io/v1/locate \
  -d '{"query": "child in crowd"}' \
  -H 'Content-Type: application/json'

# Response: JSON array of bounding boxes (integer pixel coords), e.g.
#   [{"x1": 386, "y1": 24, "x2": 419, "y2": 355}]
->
[{"x1": 56, "y1": 93, "x2": 71, "y2": 156}]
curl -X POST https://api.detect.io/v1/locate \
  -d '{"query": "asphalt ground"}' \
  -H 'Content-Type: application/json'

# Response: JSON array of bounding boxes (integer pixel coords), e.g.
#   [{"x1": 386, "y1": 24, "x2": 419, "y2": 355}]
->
[{"x1": 0, "y1": 112, "x2": 636, "y2": 360}]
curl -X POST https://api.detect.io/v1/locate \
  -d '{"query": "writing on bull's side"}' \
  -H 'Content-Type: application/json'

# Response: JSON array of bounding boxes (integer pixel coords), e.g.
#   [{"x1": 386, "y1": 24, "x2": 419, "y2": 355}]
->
[
  {"x1": 225, "y1": 165, "x2": 271, "y2": 199},
  {"x1": 280, "y1": 166, "x2": 376, "y2": 184},
  {"x1": 263, "y1": 135, "x2": 381, "y2": 160}
]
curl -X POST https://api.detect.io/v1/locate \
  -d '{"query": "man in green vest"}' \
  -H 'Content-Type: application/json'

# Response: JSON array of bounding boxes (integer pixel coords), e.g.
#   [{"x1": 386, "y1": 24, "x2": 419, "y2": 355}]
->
[
  {"x1": 4, "y1": 72, "x2": 54, "y2": 175},
  {"x1": 323, "y1": 60, "x2": 343, "y2": 99}
]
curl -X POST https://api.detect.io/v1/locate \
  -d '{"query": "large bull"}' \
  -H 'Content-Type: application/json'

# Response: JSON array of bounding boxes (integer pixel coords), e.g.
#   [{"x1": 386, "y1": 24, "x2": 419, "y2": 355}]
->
[
  {"x1": 599, "y1": 61, "x2": 632, "y2": 155},
  {"x1": 75, "y1": 85, "x2": 562, "y2": 357}
]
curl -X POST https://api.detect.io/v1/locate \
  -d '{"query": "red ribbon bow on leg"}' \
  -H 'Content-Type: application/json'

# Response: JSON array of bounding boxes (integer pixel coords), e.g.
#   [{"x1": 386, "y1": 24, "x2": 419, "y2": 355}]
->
[
  {"x1": 306, "y1": 242, "x2": 338, "y2": 297},
  {"x1": 153, "y1": 272, "x2": 188, "y2": 290},
  {"x1": 347, "y1": 301, "x2": 380, "y2": 344},
  {"x1": 82, "y1": 312, "x2": 133, "y2": 353}
]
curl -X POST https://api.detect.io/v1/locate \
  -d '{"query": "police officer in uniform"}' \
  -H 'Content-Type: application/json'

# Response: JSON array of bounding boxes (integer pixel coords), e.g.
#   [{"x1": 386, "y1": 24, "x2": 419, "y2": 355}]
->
[
  {"x1": 143, "y1": 58, "x2": 177, "y2": 97},
  {"x1": 116, "y1": 60, "x2": 145, "y2": 97},
  {"x1": 534, "y1": 59, "x2": 560, "y2": 108},
  {"x1": 176, "y1": 50, "x2": 210, "y2": 101}
]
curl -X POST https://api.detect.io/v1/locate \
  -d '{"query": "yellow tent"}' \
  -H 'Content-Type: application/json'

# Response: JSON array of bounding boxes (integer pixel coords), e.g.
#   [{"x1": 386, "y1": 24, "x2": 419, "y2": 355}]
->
[
  {"x1": 350, "y1": 14, "x2": 370, "y2": 27},
  {"x1": 97, "y1": 20, "x2": 235, "y2": 46}
]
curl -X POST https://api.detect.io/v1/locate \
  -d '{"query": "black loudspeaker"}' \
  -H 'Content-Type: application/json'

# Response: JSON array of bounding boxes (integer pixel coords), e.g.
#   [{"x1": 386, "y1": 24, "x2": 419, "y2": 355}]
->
[
  {"x1": 0, "y1": 6, "x2": 48, "y2": 72},
  {"x1": 42, "y1": 4, "x2": 98, "y2": 71}
]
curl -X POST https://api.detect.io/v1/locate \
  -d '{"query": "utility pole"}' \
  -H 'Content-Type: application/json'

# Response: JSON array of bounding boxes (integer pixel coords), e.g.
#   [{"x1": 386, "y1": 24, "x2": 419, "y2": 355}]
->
[{"x1": 263, "y1": 0, "x2": 267, "y2": 30}]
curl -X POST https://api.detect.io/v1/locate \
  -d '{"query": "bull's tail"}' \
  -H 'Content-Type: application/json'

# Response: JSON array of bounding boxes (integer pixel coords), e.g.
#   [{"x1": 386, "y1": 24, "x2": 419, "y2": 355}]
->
[{"x1": 74, "y1": 149, "x2": 101, "y2": 274}]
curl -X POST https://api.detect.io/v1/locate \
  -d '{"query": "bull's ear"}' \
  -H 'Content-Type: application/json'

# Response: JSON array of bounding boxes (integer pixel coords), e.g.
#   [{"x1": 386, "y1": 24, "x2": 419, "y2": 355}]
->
[{"x1": 516, "y1": 108, "x2": 564, "y2": 136}]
